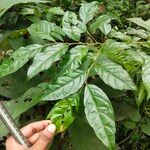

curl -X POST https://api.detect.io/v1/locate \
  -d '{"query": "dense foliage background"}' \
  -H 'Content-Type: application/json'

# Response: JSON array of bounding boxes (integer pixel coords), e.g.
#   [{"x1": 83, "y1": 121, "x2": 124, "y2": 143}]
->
[{"x1": 0, "y1": 0, "x2": 150, "y2": 149}]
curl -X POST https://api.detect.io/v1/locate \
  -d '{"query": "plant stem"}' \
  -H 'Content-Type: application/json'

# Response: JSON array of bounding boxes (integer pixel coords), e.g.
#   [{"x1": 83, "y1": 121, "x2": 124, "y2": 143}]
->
[
  {"x1": 117, "y1": 116, "x2": 147, "y2": 146},
  {"x1": 46, "y1": 42, "x2": 103, "y2": 46},
  {"x1": 86, "y1": 43, "x2": 104, "y2": 76},
  {"x1": 87, "y1": 31, "x2": 98, "y2": 43}
]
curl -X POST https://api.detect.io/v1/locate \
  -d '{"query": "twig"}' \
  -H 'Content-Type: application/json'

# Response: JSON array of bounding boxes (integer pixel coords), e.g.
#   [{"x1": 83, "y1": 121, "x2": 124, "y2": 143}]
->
[
  {"x1": 117, "y1": 116, "x2": 147, "y2": 146},
  {"x1": 87, "y1": 31, "x2": 98, "y2": 43},
  {"x1": 46, "y1": 42, "x2": 103, "y2": 46}
]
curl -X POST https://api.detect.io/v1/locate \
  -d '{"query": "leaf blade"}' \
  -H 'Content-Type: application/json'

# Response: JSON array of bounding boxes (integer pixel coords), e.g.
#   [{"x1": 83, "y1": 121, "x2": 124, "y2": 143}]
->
[
  {"x1": 27, "y1": 43, "x2": 68, "y2": 79},
  {"x1": 0, "y1": 87, "x2": 43, "y2": 137},
  {"x1": 0, "y1": 44, "x2": 42, "y2": 78},
  {"x1": 79, "y1": 1, "x2": 99, "y2": 24},
  {"x1": 95, "y1": 57, "x2": 136, "y2": 90},
  {"x1": 84, "y1": 84, "x2": 116, "y2": 150},
  {"x1": 58, "y1": 45, "x2": 88, "y2": 75},
  {"x1": 62, "y1": 11, "x2": 86, "y2": 41},
  {"x1": 127, "y1": 18, "x2": 150, "y2": 31},
  {"x1": 90, "y1": 14, "x2": 113, "y2": 34},
  {"x1": 47, "y1": 95, "x2": 79, "y2": 133},
  {"x1": 42, "y1": 70, "x2": 86, "y2": 100},
  {"x1": 142, "y1": 58, "x2": 150, "y2": 100}
]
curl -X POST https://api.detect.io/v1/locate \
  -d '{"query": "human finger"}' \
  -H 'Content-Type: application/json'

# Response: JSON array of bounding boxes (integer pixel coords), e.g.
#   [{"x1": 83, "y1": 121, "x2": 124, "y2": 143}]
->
[
  {"x1": 20, "y1": 120, "x2": 51, "y2": 138},
  {"x1": 30, "y1": 124, "x2": 56, "y2": 150}
]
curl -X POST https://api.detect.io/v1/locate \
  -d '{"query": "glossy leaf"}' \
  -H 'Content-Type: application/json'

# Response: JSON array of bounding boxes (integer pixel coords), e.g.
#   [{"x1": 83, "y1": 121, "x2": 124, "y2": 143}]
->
[
  {"x1": 47, "y1": 7, "x2": 64, "y2": 15},
  {"x1": 100, "y1": 40, "x2": 140, "y2": 75},
  {"x1": 142, "y1": 58, "x2": 150, "y2": 100},
  {"x1": 79, "y1": 1, "x2": 99, "y2": 24},
  {"x1": 47, "y1": 95, "x2": 79, "y2": 133},
  {"x1": 62, "y1": 11, "x2": 86, "y2": 41},
  {"x1": 28, "y1": 20, "x2": 65, "y2": 42},
  {"x1": 127, "y1": 50, "x2": 148, "y2": 64},
  {"x1": 0, "y1": 44, "x2": 43, "y2": 78},
  {"x1": 109, "y1": 30, "x2": 132, "y2": 42},
  {"x1": 84, "y1": 84, "x2": 116, "y2": 150},
  {"x1": 90, "y1": 14, "x2": 113, "y2": 34},
  {"x1": 58, "y1": 45, "x2": 88, "y2": 75},
  {"x1": 127, "y1": 28, "x2": 149, "y2": 39},
  {"x1": 95, "y1": 57, "x2": 136, "y2": 90},
  {"x1": 100, "y1": 39, "x2": 131, "y2": 53},
  {"x1": 42, "y1": 70, "x2": 86, "y2": 100},
  {"x1": 128, "y1": 18, "x2": 150, "y2": 31},
  {"x1": 27, "y1": 44, "x2": 68, "y2": 79}
]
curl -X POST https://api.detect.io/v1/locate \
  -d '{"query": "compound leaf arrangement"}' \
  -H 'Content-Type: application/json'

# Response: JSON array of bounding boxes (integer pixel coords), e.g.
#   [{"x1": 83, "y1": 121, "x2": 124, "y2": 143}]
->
[{"x1": 0, "y1": 0, "x2": 150, "y2": 150}]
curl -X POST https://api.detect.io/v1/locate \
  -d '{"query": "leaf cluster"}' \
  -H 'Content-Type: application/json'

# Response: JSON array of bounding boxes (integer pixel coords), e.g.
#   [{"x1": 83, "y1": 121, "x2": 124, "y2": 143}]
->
[{"x1": 0, "y1": 0, "x2": 150, "y2": 149}]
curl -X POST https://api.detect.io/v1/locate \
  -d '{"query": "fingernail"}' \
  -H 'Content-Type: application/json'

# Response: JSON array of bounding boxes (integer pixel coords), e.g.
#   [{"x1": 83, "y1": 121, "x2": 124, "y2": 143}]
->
[
  {"x1": 47, "y1": 124, "x2": 56, "y2": 133},
  {"x1": 47, "y1": 120, "x2": 52, "y2": 125}
]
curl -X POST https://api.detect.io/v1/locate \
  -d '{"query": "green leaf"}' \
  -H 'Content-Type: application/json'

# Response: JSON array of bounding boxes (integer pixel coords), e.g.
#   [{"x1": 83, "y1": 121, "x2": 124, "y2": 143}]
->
[
  {"x1": 101, "y1": 40, "x2": 131, "y2": 53},
  {"x1": 99, "y1": 22, "x2": 111, "y2": 35},
  {"x1": 0, "y1": 0, "x2": 47, "y2": 17},
  {"x1": 123, "y1": 119, "x2": 136, "y2": 129},
  {"x1": 84, "y1": 84, "x2": 116, "y2": 150},
  {"x1": 127, "y1": 18, "x2": 150, "y2": 31},
  {"x1": 62, "y1": 11, "x2": 87, "y2": 41},
  {"x1": 9, "y1": 38, "x2": 27, "y2": 50},
  {"x1": 141, "y1": 123, "x2": 150, "y2": 136},
  {"x1": 58, "y1": 45, "x2": 88, "y2": 75},
  {"x1": 101, "y1": 40, "x2": 140, "y2": 75},
  {"x1": 90, "y1": 14, "x2": 113, "y2": 34},
  {"x1": 127, "y1": 28, "x2": 149, "y2": 39},
  {"x1": 28, "y1": 20, "x2": 65, "y2": 42},
  {"x1": 0, "y1": 44, "x2": 42, "y2": 78},
  {"x1": 142, "y1": 58, "x2": 150, "y2": 100},
  {"x1": 0, "y1": 68, "x2": 41, "y2": 98},
  {"x1": 129, "y1": 108, "x2": 141, "y2": 122},
  {"x1": 69, "y1": 116, "x2": 106, "y2": 150},
  {"x1": 47, "y1": 7, "x2": 64, "y2": 15},
  {"x1": 12, "y1": 87, "x2": 43, "y2": 117},
  {"x1": 47, "y1": 95, "x2": 79, "y2": 133},
  {"x1": 109, "y1": 30, "x2": 132, "y2": 42},
  {"x1": 0, "y1": 87, "x2": 43, "y2": 137},
  {"x1": 113, "y1": 102, "x2": 141, "y2": 122},
  {"x1": 79, "y1": 1, "x2": 99, "y2": 24},
  {"x1": 20, "y1": 7, "x2": 34, "y2": 16},
  {"x1": 41, "y1": 70, "x2": 86, "y2": 100},
  {"x1": 95, "y1": 56, "x2": 136, "y2": 90},
  {"x1": 27, "y1": 44, "x2": 68, "y2": 79},
  {"x1": 0, "y1": 101, "x2": 19, "y2": 137},
  {"x1": 141, "y1": 124, "x2": 150, "y2": 136},
  {"x1": 136, "y1": 83, "x2": 146, "y2": 108},
  {"x1": 127, "y1": 50, "x2": 148, "y2": 64}
]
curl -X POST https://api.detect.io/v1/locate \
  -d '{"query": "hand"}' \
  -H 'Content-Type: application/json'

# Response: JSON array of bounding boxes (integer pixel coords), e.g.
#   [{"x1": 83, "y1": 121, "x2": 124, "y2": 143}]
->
[{"x1": 6, "y1": 120, "x2": 56, "y2": 150}]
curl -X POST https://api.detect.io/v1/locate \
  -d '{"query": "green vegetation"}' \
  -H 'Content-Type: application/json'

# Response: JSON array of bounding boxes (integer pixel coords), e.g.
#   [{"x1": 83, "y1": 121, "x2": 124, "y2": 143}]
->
[{"x1": 0, "y1": 0, "x2": 150, "y2": 149}]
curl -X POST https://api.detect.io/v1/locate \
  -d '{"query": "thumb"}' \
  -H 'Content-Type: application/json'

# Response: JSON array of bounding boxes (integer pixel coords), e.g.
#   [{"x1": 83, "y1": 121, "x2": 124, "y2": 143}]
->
[{"x1": 30, "y1": 124, "x2": 56, "y2": 150}]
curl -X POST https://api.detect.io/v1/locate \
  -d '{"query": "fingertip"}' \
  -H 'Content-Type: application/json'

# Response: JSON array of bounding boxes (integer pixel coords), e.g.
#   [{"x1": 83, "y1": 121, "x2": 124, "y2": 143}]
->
[
  {"x1": 47, "y1": 124, "x2": 56, "y2": 134},
  {"x1": 29, "y1": 124, "x2": 56, "y2": 150},
  {"x1": 47, "y1": 120, "x2": 52, "y2": 125}
]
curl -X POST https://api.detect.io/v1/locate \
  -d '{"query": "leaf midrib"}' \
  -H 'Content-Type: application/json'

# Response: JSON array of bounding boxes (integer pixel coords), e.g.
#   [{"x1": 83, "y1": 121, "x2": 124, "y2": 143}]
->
[
  {"x1": 96, "y1": 62, "x2": 134, "y2": 89},
  {"x1": 44, "y1": 71, "x2": 85, "y2": 98},
  {"x1": 86, "y1": 85, "x2": 112, "y2": 149}
]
